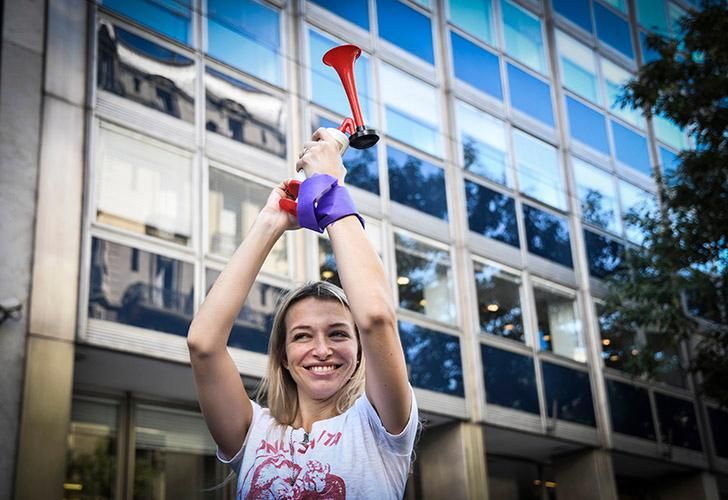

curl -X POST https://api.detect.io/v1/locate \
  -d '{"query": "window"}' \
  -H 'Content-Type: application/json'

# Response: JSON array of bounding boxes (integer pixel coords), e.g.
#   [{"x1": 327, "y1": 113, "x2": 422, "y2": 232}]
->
[
  {"x1": 645, "y1": 330, "x2": 686, "y2": 388},
  {"x1": 653, "y1": 115, "x2": 688, "y2": 150},
  {"x1": 97, "y1": 23, "x2": 195, "y2": 122},
  {"x1": 206, "y1": 270, "x2": 283, "y2": 353},
  {"x1": 636, "y1": 0, "x2": 669, "y2": 34},
  {"x1": 377, "y1": 0, "x2": 434, "y2": 64},
  {"x1": 523, "y1": 205, "x2": 573, "y2": 267},
  {"x1": 474, "y1": 262, "x2": 524, "y2": 342},
  {"x1": 512, "y1": 130, "x2": 563, "y2": 209},
  {"x1": 507, "y1": 64, "x2": 554, "y2": 127},
  {"x1": 584, "y1": 230, "x2": 624, "y2": 279},
  {"x1": 481, "y1": 345, "x2": 539, "y2": 414},
  {"x1": 399, "y1": 321, "x2": 464, "y2": 396},
  {"x1": 654, "y1": 394, "x2": 702, "y2": 451},
  {"x1": 488, "y1": 457, "x2": 557, "y2": 500},
  {"x1": 309, "y1": 30, "x2": 374, "y2": 125},
  {"x1": 606, "y1": 379, "x2": 656, "y2": 440},
  {"x1": 380, "y1": 63, "x2": 441, "y2": 156},
  {"x1": 501, "y1": 1, "x2": 546, "y2": 73},
  {"x1": 318, "y1": 221, "x2": 382, "y2": 287},
  {"x1": 318, "y1": 116, "x2": 379, "y2": 194},
  {"x1": 89, "y1": 238, "x2": 195, "y2": 337},
  {"x1": 100, "y1": 0, "x2": 192, "y2": 44},
  {"x1": 207, "y1": 0, "x2": 282, "y2": 86},
  {"x1": 450, "y1": 31, "x2": 502, "y2": 99},
  {"x1": 205, "y1": 68, "x2": 286, "y2": 157},
  {"x1": 542, "y1": 362, "x2": 596, "y2": 426},
  {"x1": 619, "y1": 181, "x2": 654, "y2": 243},
  {"x1": 573, "y1": 157, "x2": 620, "y2": 232},
  {"x1": 566, "y1": 96, "x2": 610, "y2": 155},
  {"x1": 602, "y1": 60, "x2": 643, "y2": 128},
  {"x1": 533, "y1": 285, "x2": 584, "y2": 361},
  {"x1": 311, "y1": 0, "x2": 370, "y2": 30},
  {"x1": 395, "y1": 232, "x2": 455, "y2": 324},
  {"x1": 708, "y1": 408, "x2": 728, "y2": 459},
  {"x1": 598, "y1": 303, "x2": 639, "y2": 371},
  {"x1": 388, "y1": 146, "x2": 448, "y2": 219},
  {"x1": 552, "y1": 0, "x2": 592, "y2": 32},
  {"x1": 658, "y1": 146, "x2": 680, "y2": 177},
  {"x1": 208, "y1": 169, "x2": 289, "y2": 276},
  {"x1": 612, "y1": 121, "x2": 651, "y2": 175},
  {"x1": 594, "y1": 2, "x2": 634, "y2": 59},
  {"x1": 456, "y1": 100, "x2": 509, "y2": 185},
  {"x1": 448, "y1": 0, "x2": 494, "y2": 44},
  {"x1": 465, "y1": 181, "x2": 520, "y2": 247},
  {"x1": 96, "y1": 126, "x2": 193, "y2": 245},
  {"x1": 556, "y1": 30, "x2": 599, "y2": 103}
]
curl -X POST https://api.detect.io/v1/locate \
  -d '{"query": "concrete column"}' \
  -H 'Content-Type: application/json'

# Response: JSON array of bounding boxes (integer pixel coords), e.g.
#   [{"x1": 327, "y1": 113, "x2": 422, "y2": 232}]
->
[
  {"x1": 654, "y1": 472, "x2": 719, "y2": 500},
  {"x1": 553, "y1": 449, "x2": 617, "y2": 500},
  {"x1": 417, "y1": 422, "x2": 488, "y2": 500}
]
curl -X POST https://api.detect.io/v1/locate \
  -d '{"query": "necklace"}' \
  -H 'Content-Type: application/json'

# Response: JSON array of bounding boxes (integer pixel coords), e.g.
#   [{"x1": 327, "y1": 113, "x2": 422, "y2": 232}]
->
[{"x1": 288, "y1": 427, "x2": 310, "y2": 486}]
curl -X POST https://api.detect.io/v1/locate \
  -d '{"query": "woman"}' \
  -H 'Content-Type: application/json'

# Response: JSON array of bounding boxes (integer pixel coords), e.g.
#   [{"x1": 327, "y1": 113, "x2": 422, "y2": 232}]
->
[{"x1": 187, "y1": 128, "x2": 417, "y2": 499}]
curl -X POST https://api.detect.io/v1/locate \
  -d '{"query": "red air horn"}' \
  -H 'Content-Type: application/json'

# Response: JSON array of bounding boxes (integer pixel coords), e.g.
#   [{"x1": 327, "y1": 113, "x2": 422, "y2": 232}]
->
[{"x1": 323, "y1": 44, "x2": 379, "y2": 149}]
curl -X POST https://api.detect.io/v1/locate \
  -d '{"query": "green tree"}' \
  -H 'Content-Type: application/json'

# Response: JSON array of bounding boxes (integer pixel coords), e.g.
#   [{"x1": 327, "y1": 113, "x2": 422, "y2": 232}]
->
[{"x1": 601, "y1": 0, "x2": 728, "y2": 407}]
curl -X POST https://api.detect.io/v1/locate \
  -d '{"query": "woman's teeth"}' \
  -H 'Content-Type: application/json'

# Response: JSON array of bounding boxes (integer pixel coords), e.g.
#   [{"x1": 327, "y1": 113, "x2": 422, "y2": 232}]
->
[{"x1": 309, "y1": 365, "x2": 336, "y2": 373}]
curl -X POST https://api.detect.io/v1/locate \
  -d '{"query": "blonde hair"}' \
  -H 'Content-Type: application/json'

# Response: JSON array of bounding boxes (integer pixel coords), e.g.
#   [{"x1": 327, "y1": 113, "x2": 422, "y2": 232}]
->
[{"x1": 256, "y1": 281, "x2": 366, "y2": 426}]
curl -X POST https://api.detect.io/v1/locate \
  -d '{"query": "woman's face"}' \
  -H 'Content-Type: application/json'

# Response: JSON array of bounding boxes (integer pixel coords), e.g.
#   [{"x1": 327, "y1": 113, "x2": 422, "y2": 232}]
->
[{"x1": 283, "y1": 297, "x2": 359, "y2": 402}]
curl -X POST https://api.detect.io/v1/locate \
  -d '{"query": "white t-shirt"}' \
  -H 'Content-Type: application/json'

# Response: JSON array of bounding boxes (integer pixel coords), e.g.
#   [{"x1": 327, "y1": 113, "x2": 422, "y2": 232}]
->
[{"x1": 218, "y1": 389, "x2": 418, "y2": 499}]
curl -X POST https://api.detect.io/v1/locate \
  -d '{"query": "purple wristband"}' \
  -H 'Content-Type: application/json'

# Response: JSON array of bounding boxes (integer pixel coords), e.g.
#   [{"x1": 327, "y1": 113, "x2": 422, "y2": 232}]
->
[{"x1": 297, "y1": 174, "x2": 365, "y2": 233}]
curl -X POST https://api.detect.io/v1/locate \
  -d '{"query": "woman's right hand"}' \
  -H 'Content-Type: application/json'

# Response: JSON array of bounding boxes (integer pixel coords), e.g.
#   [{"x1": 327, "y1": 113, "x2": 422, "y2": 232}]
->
[{"x1": 258, "y1": 178, "x2": 300, "y2": 233}]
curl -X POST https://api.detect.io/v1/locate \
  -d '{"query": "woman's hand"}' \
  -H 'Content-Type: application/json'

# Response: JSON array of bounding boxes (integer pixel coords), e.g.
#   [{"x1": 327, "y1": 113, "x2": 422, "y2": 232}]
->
[
  {"x1": 258, "y1": 178, "x2": 300, "y2": 233},
  {"x1": 296, "y1": 128, "x2": 347, "y2": 183}
]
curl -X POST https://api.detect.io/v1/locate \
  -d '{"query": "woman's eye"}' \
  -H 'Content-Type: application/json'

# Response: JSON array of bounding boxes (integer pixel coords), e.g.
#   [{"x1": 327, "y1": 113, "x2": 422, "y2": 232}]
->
[
  {"x1": 331, "y1": 331, "x2": 349, "y2": 338},
  {"x1": 292, "y1": 333, "x2": 308, "y2": 341}
]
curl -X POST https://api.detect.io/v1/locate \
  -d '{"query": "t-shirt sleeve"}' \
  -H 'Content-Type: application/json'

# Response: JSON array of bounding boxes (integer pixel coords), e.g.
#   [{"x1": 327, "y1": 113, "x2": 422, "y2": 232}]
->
[
  {"x1": 215, "y1": 400, "x2": 263, "y2": 472},
  {"x1": 358, "y1": 386, "x2": 419, "y2": 456}
]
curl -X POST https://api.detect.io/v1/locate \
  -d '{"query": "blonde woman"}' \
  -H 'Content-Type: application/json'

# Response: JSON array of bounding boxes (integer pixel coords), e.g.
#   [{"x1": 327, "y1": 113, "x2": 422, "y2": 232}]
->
[{"x1": 188, "y1": 129, "x2": 417, "y2": 499}]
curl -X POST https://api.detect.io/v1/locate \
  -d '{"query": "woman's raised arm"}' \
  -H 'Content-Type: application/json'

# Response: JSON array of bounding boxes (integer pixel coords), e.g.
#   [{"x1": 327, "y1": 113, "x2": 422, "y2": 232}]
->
[
  {"x1": 187, "y1": 181, "x2": 297, "y2": 459},
  {"x1": 297, "y1": 129, "x2": 411, "y2": 433}
]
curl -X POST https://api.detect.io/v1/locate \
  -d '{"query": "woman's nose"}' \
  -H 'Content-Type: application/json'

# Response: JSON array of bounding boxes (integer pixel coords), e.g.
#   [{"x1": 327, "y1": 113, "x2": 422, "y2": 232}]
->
[{"x1": 312, "y1": 336, "x2": 332, "y2": 357}]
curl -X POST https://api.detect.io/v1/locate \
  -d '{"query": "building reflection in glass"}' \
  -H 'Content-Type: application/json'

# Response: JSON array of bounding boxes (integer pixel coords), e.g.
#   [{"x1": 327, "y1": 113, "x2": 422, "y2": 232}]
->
[
  {"x1": 465, "y1": 180, "x2": 520, "y2": 247},
  {"x1": 97, "y1": 21, "x2": 195, "y2": 122},
  {"x1": 474, "y1": 262, "x2": 524, "y2": 342},
  {"x1": 388, "y1": 146, "x2": 448, "y2": 220},
  {"x1": 523, "y1": 204, "x2": 573, "y2": 267},
  {"x1": 542, "y1": 361, "x2": 596, "y2": 426},
  {"x1": 398, "y1": 321, "x2": 464, "y2": 397},
  {"x1": 89, "y1": 238, "x2": 195, "y2": 337},
  {"x1": 605, "y1": 379, "x2": 656, "y2": 440},
  {"x1": 584, "y1": 230, "x2": 623, "y2": 279},
  {"x1": 481, "y1": 344, "x2": 540, "y2": 414},
  {"x1": 205, "y1": 67, "x2": 286, "y2": 158},
  {"x1": 205, "y1": 270, "x2": 284, "y2": 354}
]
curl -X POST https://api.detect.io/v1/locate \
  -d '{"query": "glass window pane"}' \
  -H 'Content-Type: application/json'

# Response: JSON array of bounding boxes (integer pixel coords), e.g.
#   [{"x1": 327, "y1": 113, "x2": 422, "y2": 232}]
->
[
  {"x1": 318, "y1": 116, "x2": 379, "y2": 194},
  {"x1": 654, "y1": 394, "x2": 702, "y2": 451},
  {"x1": 448, "y1": 0, "x2": 494, "y2": 44},
  {"x1": 619, "y1": 181, "x2": 655, "y2": 243},
  {"x1": 395, "y1": 232, "x2": 455, "y2": 323},
  {"x1": 507, "y1": 64, "x2": 554, "y2": 127},
  {"x1": 556, "y1": 30, "x2": 599, "y2": 103},
  {"x1": 602, "y1": 59, "x2": 644, "y2": 128},
  {"x1": 207, "y1": 0, "x2": 282, "y2": 86},
  {"x1": 205, "y1": 67, "x2": 287, "y2": 158},
  {"x1": 534, "y1": 286, "x2": 584, "y2": 361},
  {"x1": 542, "y1": 362, "x2": 596, "y2": 426},
  {"x1": 602, "y1": 0, "x2": 627, "y2": 13},
  {"x1": 566, "y1": 96, "x2": 610, "y2": 154},
  {"x1": 311, "y1": 0, "x2": 370, "y2": 30},
  {"x1": 598, "y1": 303, "x2": 639, "y2": 371},
  {"x1": 474, "y1": 262, "x2": 524, "y2": 342},
  {"x1": 101, "y1": 0, "x2": 192, "y2": 44},
  {"x1": 318, "y1": 237, "x2": 341, "y2": 287},
  {"x1": 381, "y1": 63, "x2": 441, "y2": 156},
  {"x1": 465, "y1": 181, "x2": 520, "y2": 247},
  {"x1": 377, "y1": 0, "x2": 434, "y2": 64},
  {"x1": 502, "y1": 1, "x2": 546, "y2": 72},
  {"x1": 552, "y1": 0, "x2": 592, "y2": 32},
  {"x1": 482, "y1": 345, "x2": 540, "y2": 414},
  {"x1": 97, "y1": 23, "x2": 195, "y2": 122},
  {"x1": 523, "y1": 205, "x2": 573, "y2": 267},
  {"x1": 658, "y1": 146, "x2": 680, "y2": 177},
  {"x1": 89, "y1": 238, "x2": 195, "y2": 336},
  {"x1": 513, "y1": 130, "x2": 563, "y2": 209},
  {"x1": 606, "y1": 379, "x2": 656, "y2": 440},
  {"x1": 96, "y1": 127, "x2": 192, "y2": 245},
  {"x1": 450, "y1": 31, "x2": 503, "y2": 100},
  {"x1": 584, "y1": 229, "x2": 624, "y2": 279},
  {"x1": 208, "y1": 169, "x2": 288, "y2": 276},
  {"x1": 399, "y1": 321, "x2": 464, "y2": 396},
  {"x1": 612, "y1": 121, "x2": 651, "y2": 175},
  {"x1": 488, "y1": 457, "x2": 556, "y2": 500},
  {"x1": 206, "y1": 270, "x2": 283, "y2": 353},
  {"x1": 636, "y1": 0, "x2": 668, "y2": 34},
  {"x1": 65, "y1": 398, "x2": 119, "y2": 497},
  {"x1": 388, "y1": 146, "x2": 448, "y2": 219},
  {"x1": 456, "y1": 100, "x2": 510, "y2": 185},
  {"x1": 708, "y1": 407, "x2": 728, "y2": 459},
  {"x1": 594, "y1": 3, "x2": 634, "y2": 59},
  {"x1": 134, "y1": 405, "x2": 231, "y2": 497},
  {"x1": 309, "y1": 30, "x2": 374, "y2": 126},
  {"x1": 573, "y1": 157, "x2": 620, "y2": 232},
  {"x1": 645, "y1": 331, "x2": 686, "y2": 388},
  {"x1": 667, "y1": 3, "x2": 687, "y2": 38},
  {"x1": 653, "y1": 115, "x2": 688, "y2": 150},
  {"x1": 639, "y1": 30, "x2": 661, "y2": 63}
]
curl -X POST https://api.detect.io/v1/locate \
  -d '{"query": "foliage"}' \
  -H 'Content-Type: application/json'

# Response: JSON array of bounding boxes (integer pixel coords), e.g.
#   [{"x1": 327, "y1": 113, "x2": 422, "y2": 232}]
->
[{"x1": 603, "y1": 0, "x2": 728, "y2": 407}]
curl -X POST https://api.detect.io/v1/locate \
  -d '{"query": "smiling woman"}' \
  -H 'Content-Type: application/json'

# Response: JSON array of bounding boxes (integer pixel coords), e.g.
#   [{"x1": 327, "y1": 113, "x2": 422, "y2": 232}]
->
[{"x1": 187, "y1": 128, "x2": 417, "y2": 499}]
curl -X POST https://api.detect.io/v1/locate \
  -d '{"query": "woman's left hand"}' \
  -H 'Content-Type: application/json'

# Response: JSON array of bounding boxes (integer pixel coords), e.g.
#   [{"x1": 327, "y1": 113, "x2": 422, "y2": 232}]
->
[
  {"x1": 296, "y1": 128, "x2": 346, "y2": 183},
  {"x1": 258, "y1": 178, "x2": 300, "y2": 233}
]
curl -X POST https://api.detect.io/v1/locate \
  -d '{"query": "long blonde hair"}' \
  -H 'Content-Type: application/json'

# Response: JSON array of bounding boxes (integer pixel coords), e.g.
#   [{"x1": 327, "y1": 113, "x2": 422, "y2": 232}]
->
[{"x1": 256, "y1": 281, "x2": 366, "y2": 425}]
